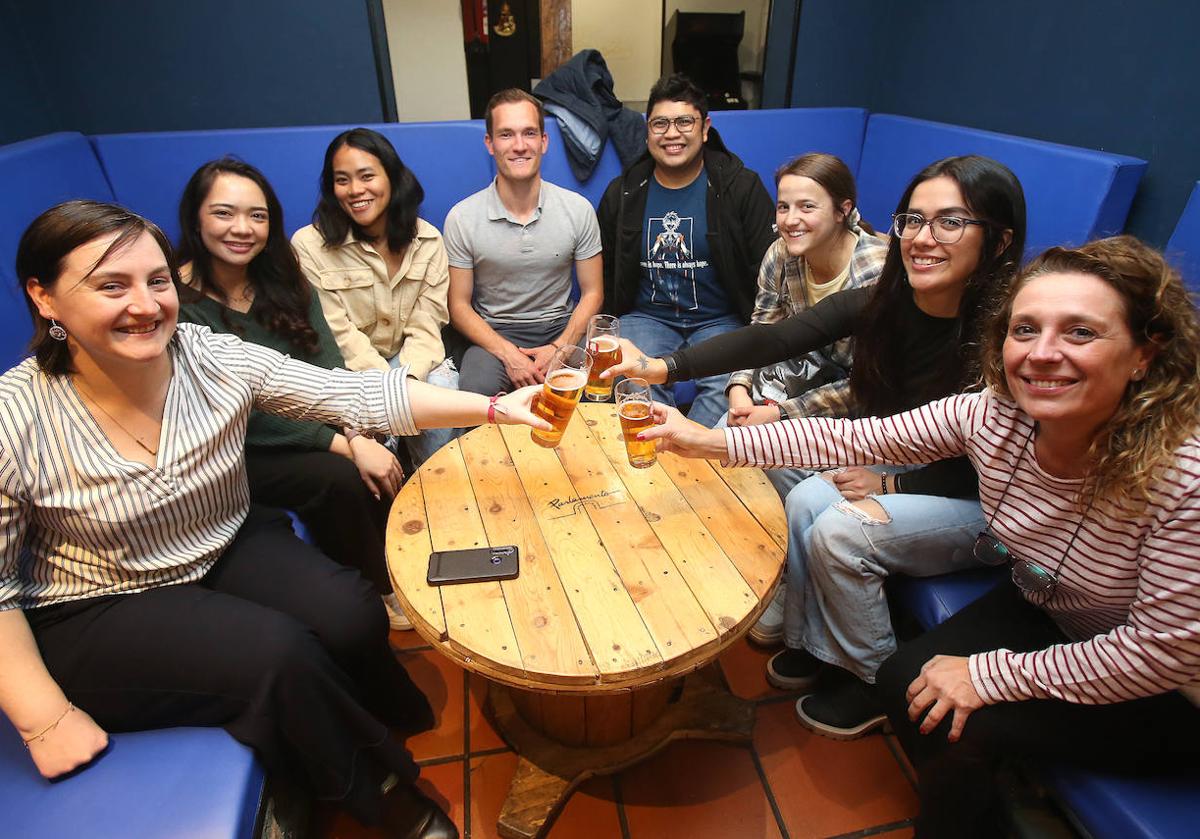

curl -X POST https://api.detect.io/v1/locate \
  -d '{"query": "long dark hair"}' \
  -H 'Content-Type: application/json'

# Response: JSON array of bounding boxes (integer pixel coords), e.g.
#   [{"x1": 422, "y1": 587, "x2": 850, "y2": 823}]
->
[
  {"x1": 17, "y1": 200, "x2": 181, "y2": 375},
  {"x1": 313, "y1": 128, "x2": 423, "y2": 254},
  {"x1": 849, "y1": 155, "x2": 1026, "y2": 416},
  {"x1": 176, "y1": 158, "x2": 319, "y2": 355}
]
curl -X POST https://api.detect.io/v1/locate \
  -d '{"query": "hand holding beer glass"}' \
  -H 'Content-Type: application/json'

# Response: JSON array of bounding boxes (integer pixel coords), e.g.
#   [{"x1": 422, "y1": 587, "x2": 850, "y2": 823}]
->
[
  {"x1": 584, "y1": 315, "x2": 622, "y2": 401},
  {"x1": 616, "y1": 378, "x2": 657, "y2": 468},
  {"x1": 530, "y1": 344, "x2": 592, "y2": 448}
]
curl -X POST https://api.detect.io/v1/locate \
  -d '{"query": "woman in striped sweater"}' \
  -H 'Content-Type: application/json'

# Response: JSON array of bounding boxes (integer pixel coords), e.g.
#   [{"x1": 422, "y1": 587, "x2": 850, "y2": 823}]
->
[
  {"x1": 641, "y1": 236, "x2": 1200, "y2": 837},
  {"x1": 2, "y1": 201, "x2": 547, "y2": 839}
]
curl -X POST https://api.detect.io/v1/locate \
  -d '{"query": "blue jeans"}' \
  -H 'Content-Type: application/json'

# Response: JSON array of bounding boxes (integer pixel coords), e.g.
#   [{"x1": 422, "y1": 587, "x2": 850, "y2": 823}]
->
[
  {"x1": 395, "y1": 357, "x2": 458, "y2": 467},
  {"x1": 618, "y1": 312, "x2": 741, "y2": 428},
  {"x1": 783, "y1": 471, "x2": 989, "y2": 683}
]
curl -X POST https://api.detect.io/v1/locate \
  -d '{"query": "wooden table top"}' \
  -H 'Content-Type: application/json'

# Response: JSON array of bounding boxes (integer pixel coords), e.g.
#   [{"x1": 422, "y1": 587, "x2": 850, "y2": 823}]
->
[{"x1": 386, "y1": 402, "x2": 786, "y2": 694}]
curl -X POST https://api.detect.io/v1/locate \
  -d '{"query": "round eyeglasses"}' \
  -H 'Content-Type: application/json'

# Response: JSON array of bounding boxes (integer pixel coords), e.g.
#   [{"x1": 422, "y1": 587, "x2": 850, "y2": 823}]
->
[
  {"x1": 648, "y1": 115, "x2": 698, "y2": 135},
  {"x1": 892, "y1": 212, "x2": 987, "y2": 244},
  {"x1": 973, "y1": 530, "x2": 1058, "y2": 602}
]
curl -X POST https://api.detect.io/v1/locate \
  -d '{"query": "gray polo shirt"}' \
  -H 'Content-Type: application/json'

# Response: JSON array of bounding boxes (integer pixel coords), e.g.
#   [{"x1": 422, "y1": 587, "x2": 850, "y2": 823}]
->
[{"x1": 443, "y1": 178, "x2": 601, "y2": 326}]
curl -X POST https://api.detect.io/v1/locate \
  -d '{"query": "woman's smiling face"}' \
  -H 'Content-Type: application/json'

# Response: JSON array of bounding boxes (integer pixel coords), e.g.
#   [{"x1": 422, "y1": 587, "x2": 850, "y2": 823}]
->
[{"x1": 1003, "y1": 271, "x2": 1154, "y2": 442}]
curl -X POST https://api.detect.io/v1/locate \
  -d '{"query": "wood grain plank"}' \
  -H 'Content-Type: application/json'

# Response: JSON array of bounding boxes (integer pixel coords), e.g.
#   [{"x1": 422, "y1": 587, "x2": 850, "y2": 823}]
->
[
  {"x1": 660, "y1": 452, "x2": 783, "y2": 598},
  {"x1": 585, "y1": 407, "x2": 760, "y2": 634},
  {"x1": 562, "y1": 404, "x2": 719, "y2": 664},
  {"x1": 385, "y1": 470, "x2": 446, "y2": 638},
  {"x1": 499, "y1": 419, "x2": 662, "y2": 682},
  {"x1": 420, "y1": 440, "x2": 525, "y2": 677},
  {"x1": 710, "y1": 466, "x2": 788, "y2": 552},
  {"x1": 459, "y1": 425, "x2": 598, "y2": 686}
]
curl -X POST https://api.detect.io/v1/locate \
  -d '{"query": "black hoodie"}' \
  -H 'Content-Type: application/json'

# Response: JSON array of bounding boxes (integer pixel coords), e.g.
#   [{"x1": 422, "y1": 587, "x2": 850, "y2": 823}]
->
[{"x1": 596, "y1": 125, "x2": 776, "y2": 322}]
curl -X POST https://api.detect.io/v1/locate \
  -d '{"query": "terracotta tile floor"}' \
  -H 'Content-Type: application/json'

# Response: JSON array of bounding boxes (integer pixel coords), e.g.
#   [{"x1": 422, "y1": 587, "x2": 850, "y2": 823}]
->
[{"x1": 318, "y1": 631, "x2": 919, "y2": 838}]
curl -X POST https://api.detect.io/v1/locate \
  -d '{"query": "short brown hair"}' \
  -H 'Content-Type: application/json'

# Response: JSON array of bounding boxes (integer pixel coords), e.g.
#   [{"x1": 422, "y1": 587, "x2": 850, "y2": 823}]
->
[
  {"x1": 484, "y1": 89, "x2": 545, "y2": 136},
  {"x1": 16, "y1": 200, "x2": 180, "y2": 375}
]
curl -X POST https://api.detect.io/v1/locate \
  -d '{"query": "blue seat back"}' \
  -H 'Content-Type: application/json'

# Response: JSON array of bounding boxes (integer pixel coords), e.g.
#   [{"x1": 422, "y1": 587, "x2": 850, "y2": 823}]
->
[
  {"x1": 91, "y1": 121, "x2": 493, "y2": 242},
  {"x1": 857, "y1": 114, "x2": 1147, "y2": 258},
  {"x1": 710, "y1": 107, "x2": 869, "y2": 191},
  {"x1": 1166, "y1": 181, "x2": 1200, "y2": 295},
  {"x1": 0, "y1": 132, "x2": 116, "y2": 370},
  {"x1": 539, "y1": 117, "x2": 624, "y2": 209}
]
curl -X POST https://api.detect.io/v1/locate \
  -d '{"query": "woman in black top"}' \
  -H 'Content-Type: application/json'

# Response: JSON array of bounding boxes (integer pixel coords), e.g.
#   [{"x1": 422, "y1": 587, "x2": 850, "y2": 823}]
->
[{"x1": 606, "y1": 156, "x2": 1026, "y2": 737}]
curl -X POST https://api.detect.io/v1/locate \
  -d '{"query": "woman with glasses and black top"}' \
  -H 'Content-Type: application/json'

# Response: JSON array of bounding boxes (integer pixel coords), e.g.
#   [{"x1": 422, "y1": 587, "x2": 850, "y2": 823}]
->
[
  {"x1": 638, "y1": 235, "x2": 1200, "y2": 839},
  {"x1": 605, "y1": 155, "x2": 1026, "y2": 738}
]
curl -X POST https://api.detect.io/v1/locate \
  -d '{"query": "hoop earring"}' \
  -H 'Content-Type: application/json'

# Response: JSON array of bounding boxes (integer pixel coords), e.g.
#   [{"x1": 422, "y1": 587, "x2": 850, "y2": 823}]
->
[{"x1": 48, "y1": 320, "x2": 67, "y2": 341}]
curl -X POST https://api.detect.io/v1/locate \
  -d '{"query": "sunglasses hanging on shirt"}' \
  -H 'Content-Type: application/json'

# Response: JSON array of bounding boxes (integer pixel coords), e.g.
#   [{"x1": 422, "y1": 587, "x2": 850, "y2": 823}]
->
[{"x1": 972, "y1": 423, "x2": 1094, "y2": 604}]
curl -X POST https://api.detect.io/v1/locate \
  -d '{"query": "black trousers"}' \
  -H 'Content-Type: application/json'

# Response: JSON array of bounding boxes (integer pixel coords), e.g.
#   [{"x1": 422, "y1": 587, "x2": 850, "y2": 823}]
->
[
  {"x1": 875, "y1": 582, "x2": 1200, "y2": 839},
  {"x1": 26, "y1": 506, "x2": 434, "y2": 824},
  {"x1": 245, "y1": 447, "x2": 390, "y2": 594}
]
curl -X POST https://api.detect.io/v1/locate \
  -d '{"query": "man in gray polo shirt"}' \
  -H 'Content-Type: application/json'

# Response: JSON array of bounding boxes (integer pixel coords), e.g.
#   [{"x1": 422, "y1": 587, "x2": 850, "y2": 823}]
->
[{"x1": 444, "y1": 88, "x2": 603, "y2": 396}]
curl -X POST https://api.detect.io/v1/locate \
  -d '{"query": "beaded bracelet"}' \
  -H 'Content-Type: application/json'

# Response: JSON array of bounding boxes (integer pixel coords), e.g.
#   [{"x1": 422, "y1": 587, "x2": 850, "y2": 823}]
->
[{"x1": 23, "y1": 703, "x2": 75, "y2": 749}]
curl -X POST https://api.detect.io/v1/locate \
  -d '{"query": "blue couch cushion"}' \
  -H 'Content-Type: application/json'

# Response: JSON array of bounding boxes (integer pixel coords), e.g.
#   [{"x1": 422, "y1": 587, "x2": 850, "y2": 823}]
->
[
  {"x1": 1043, "y1": 765, "x2": 1200, "y2": 839},
  {"x1": 0, "y1": 132, "x2": 116, "y2": 370},
  {"x1": 890, "y1": 565, "x2": 1007, "y2": 630},
  {"x1": 710, "y1": 107, "x2": 869, "y2": 190},
  {"x1": 857, "y1": 115, "x2": 1147, "y2": 258},
  {"x1": 1166, "y1": 180, "x2": 1200, "y2": 294},
  {"x1": 547, "y1": 107, "x2": 870, "y2": 212},
  {"x1": 0, "y1": 724, "x2": 263, "y2": 838},
  {"x1": 91, "y1": 121, "x2": 493, "y2": 242}
]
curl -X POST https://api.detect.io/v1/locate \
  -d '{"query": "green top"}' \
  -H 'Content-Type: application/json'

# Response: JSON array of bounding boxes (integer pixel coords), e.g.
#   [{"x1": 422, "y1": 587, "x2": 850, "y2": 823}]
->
[{"x1": 179, "y1": 291, "x2": 346, "y2": 451}]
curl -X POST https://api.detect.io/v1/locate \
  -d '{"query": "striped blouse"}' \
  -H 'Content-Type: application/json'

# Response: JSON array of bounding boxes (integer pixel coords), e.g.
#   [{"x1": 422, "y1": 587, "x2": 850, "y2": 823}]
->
[
  {"x1": 725, "y1": 390, "x2": 1200, "y2": 706},
  {"x1": 0, "y1": 323, "x2": 417, "y2": 611}
]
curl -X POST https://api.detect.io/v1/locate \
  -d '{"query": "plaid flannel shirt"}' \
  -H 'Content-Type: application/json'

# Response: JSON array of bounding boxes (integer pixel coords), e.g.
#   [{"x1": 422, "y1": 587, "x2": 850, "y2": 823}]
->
[{"x1": 727, "y1": 230, "x2": 886, "y2": 419}]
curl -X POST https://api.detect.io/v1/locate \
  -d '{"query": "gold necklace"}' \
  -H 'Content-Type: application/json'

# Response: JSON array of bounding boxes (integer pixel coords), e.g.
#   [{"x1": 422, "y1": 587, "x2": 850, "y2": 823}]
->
[{"x1": 74, "y1": 381, "x2": 160, "y2": 457}]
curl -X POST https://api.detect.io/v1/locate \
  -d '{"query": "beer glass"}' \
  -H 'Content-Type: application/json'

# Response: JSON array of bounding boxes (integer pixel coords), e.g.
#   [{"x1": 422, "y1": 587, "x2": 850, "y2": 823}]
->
[
  {"x1": 531, "y1": 344, "x2": 592, "y2": 448},
  {"x1": 584, "y1": 315, "x2": 622, "y2": 401},
  {"x1": 616, "y1": 378, "x2": 657, "y2": 468}
]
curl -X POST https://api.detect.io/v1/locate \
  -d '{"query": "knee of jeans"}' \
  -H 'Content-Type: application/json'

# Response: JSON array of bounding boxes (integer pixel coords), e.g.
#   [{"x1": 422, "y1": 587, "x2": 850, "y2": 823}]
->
[{"x1": 808, "y1": 507, "x2": 872, "y2": 571}]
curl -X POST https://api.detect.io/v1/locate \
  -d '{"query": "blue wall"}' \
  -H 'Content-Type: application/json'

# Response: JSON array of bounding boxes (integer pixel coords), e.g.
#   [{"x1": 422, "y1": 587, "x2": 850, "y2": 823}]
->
[
  {"x1": 787, "y1": 0, "x2": 1200, "y2": 247},
  {"x1": 1, "y1": 0, "x2": 385, "y2": 142},
  {"x1": 0, "y1": 0, "x2": 59, "y2": 145}
]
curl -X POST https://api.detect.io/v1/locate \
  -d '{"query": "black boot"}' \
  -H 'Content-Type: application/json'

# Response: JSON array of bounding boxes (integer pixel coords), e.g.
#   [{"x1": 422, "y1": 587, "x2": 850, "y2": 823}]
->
[{"x1": 381, "y1": 782, "x2": 459, "y2": 839}]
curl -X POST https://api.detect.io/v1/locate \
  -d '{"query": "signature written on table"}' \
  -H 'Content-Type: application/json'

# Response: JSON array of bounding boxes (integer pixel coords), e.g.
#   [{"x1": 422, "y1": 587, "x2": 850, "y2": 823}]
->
[{"x1": 547, "y1": 488, "x2": 626, "y2": 518}]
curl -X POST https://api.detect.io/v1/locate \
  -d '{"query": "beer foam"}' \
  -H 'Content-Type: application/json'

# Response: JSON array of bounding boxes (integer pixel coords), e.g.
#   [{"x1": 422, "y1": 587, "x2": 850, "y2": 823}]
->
[
  {"x1": 590, "y1": 335, "x2": 620, "y2": 352},
  {"x1": 548, "y1": 369, "x2": 588, "y2": 391}
]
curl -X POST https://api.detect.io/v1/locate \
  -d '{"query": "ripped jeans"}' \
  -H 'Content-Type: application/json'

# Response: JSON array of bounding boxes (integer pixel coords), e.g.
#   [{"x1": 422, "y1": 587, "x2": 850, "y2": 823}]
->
[{"x1": 782, "y1": 470, "x2": 986, "y2": 683}]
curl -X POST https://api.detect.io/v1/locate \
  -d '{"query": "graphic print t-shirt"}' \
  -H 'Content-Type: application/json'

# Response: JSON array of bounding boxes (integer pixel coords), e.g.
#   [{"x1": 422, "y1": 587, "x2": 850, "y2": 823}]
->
[{"x1": 634, "y1": 172, "x2": 729, "y2": 325}]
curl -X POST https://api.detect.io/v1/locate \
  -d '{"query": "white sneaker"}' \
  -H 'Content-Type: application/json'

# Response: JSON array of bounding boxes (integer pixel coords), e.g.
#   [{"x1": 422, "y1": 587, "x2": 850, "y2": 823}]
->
[
  {"x1": 748, "y1": 583, "x2": 786, "y2": 646},
  {"x1": 382, "y1": 593, "x2": 413, "y2": 631}
]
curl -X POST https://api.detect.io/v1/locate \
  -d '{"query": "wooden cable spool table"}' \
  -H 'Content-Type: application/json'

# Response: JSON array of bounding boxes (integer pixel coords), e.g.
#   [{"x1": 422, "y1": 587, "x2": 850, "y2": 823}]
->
[{"x1": 386, "y1": 401, "x2": 786, "y2": 838}]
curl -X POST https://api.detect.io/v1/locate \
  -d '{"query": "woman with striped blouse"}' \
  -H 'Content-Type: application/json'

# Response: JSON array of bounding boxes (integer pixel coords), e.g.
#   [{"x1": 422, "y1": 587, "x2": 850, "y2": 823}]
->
[
  {"x1": 639, "y1": 236, "x2": 1200, "y2": 837},
  {"x1": 2, "y1": 201, "x2": 546, "y2": 839}
]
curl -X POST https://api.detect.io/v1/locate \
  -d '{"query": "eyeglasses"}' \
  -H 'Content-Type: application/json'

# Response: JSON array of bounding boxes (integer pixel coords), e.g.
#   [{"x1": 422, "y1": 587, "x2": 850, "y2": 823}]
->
[
  {"x1": 648, "y1": 115, "x2": 699, "y2": 135},
  {"x1": 973, "y1": 529, "x2": 1058, "y2": 602},
  {"x1": 892, "y1": 212, "x2": 988, "y2": 244}
]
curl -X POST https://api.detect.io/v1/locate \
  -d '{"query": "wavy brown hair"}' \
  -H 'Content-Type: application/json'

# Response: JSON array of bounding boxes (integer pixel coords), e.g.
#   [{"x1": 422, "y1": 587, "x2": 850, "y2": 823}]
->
[{"x1": 981, "y1": 235, "x2": 1200, "y2": 508}]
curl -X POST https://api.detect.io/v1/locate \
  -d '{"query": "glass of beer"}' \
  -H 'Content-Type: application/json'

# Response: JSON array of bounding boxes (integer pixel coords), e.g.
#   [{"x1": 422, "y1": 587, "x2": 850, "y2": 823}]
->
[
  {"x1": 530, "y1": 345, "x2": 592, "y2": 449},
  {"x1": 584, "y1": 315, "x2": 622, "y2": 401},
  {"x1": 616, "y1": 378, "x2": 657, "y2": 468}
]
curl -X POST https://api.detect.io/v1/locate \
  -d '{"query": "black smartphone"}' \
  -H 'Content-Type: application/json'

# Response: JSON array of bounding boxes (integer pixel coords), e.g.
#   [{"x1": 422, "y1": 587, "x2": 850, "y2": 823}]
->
[{"x1": 427, "y1": 545, "x2": 520, "y2": 586}]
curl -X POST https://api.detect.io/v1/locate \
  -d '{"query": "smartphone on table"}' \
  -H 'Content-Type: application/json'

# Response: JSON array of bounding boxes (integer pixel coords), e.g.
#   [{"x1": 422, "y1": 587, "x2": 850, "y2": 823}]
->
[{"x1": 427, "y1": 545, "x2": 520, "y2": 586}]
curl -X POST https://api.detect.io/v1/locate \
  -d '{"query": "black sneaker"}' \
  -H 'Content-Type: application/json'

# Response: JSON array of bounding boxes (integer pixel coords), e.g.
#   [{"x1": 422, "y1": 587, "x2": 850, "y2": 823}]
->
[
  {"x1": 766, "y1": 647, "x2": 823, "y2": 691},
  {"x1": 795, "y1": 679, "x2": 888, "y2": 740}
]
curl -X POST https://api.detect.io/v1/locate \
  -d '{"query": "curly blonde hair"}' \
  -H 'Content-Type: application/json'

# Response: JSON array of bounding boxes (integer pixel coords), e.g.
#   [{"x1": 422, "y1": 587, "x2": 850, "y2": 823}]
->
[{"x1": 980, "y1": 235, "x2": 1200, "y2": 508}]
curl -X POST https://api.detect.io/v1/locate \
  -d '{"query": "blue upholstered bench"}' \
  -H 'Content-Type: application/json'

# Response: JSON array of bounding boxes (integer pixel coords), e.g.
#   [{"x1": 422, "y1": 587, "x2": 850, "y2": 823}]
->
[
  {"x1": 1166, "y1": 180, "x2": 1200, "y2": 294},
  {"x1": 0, "y1": 723, "x2": 264, "y2": 838}
]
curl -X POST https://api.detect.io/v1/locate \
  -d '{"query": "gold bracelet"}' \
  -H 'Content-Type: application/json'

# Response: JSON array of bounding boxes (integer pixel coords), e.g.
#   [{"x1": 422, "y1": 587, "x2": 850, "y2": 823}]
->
[{"x1": 23, "y1": 703, "x2": 75, "y2": 749}]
